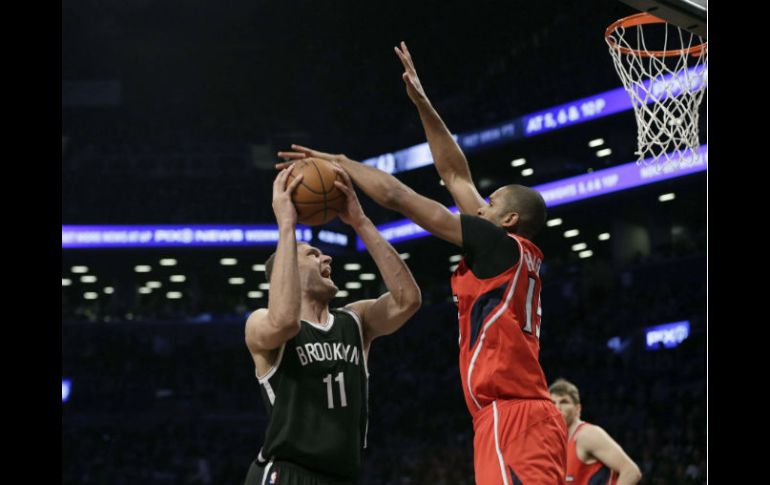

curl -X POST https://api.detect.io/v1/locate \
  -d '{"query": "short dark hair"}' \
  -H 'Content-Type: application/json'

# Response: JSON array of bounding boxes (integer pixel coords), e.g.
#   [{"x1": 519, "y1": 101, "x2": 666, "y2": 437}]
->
[
  {"x1": 498, "y1": 184, "x2": 547, "y2": 239},
  {"x1": 549, "y1": 378, "x2": 580, "y2": 404},
  {"x1": 264, "y1": 242, "x2": 308, "y2": 282}
]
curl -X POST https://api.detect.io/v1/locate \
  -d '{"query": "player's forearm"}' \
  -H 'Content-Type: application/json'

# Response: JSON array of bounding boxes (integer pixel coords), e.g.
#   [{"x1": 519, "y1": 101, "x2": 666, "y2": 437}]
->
[
  {"x1": 335, "y1": 158, "x2": 413, "y2": 214},
  {"x1": 352, "y1": 217, "x2": 421, "y2": 310},
  {"x1": 266, "y1": 224, "x2": 301, "y2": 328},
  {"x1": 413, "y1": 99, "x2": 473, "y2": 183}
]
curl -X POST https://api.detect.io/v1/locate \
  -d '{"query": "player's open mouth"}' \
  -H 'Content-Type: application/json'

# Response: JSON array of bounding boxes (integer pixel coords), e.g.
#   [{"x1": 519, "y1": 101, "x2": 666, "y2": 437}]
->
[{"x1": 320, "y1": 267, "x2": 332, "y2": 279}]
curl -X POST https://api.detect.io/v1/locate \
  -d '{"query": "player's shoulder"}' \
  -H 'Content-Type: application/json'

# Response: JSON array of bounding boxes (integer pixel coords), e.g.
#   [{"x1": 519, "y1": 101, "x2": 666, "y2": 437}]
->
[
  {"x1": 336, "y1": 301, "x2": 371, "y2": 323},
  {"x1": 575, "y1": 423, "x2": 611, "y2": 447}
]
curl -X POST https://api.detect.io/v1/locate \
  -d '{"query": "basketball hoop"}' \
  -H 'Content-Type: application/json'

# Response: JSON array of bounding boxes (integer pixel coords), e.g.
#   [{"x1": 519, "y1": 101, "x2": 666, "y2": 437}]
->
[{"x1": 605, "y1": 13, "x2": 707, "y2": 168}]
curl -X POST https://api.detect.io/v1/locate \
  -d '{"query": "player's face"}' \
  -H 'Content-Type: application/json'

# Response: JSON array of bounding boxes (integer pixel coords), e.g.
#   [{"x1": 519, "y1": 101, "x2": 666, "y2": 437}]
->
[
  {"x1": 551, "y1": 393, "x2": 579, "y2": 426},
  {"x1": 298, "y1": 243, "x2": 338, "y2": 298},
  {"x1": 476, "y1": 188, "x2": 513, "y2": 228}
]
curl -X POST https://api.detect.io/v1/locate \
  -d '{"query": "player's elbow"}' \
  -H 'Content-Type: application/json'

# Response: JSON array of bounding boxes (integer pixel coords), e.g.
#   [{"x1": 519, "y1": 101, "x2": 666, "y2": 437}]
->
[
  {"x1": 621, "y1": 463, "x2": 642, "y2": 484},
  {"x1": 403, "y1": 287, "x2": 422, "y2": 315},
  {"x1": 393, "y1": 284, "x2": 421, "y2": 316},
  {"x1": 267, "y1": 314, "x2": 301, "y2": 337},
  {"x1": 382, "y1": 183, "x2": 411, "y2": 211}
]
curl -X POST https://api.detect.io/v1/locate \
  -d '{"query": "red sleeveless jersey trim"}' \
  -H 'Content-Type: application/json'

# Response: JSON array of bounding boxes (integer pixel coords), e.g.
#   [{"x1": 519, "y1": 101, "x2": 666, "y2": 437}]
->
[
  {"x1": 451, "y1": 233, "x2": 550, "y2": 416},
  {"x1": 566, "y1": 422, "x2": 618, "y2": 485}
]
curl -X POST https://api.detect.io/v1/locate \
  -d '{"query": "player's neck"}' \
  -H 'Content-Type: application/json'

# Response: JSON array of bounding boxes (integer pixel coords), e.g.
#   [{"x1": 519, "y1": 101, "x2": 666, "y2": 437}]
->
[
  {"x1": 568, "y1": 419, "x2": 584, "y2": 441},
  {"x1": 300, "y1": 299, "x2": 330, "y2": 326}
]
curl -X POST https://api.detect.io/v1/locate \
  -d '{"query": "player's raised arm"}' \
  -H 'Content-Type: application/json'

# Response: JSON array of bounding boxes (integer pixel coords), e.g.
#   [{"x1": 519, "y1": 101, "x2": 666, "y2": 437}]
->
[
  {"x1": 245, "y1": 167, "x2": 305, "y2": 352},
  {"x1": 277, "y1": 146, "x2": 463, "y2": 248},
  {"x1": 394, "y1": 41, "x2": 486, "y2": 215},
  {"x1": 328, "y1": 164, "x2": 421, "y2": 346}
]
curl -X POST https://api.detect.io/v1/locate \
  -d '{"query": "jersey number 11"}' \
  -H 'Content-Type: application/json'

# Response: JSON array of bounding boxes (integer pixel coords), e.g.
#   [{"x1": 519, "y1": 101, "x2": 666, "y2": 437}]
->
[{"x1": 323, "y1": 372, "x2": 348, "y2": 409}]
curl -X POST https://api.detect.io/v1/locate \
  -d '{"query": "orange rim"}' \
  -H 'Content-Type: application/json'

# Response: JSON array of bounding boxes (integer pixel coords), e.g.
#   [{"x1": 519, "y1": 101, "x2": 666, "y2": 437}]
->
[{"x1": 605, "y1": 12, "x2": 707, "y2": 58}]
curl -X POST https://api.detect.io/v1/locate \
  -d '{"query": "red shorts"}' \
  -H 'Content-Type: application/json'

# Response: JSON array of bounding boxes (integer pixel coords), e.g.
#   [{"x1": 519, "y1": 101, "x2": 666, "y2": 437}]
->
[{"x1": 472, "y1": 399, "x2": 567, "y2": 485}]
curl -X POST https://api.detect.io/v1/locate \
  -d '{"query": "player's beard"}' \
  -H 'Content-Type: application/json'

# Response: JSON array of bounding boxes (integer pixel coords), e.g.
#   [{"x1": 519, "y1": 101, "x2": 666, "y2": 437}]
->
[{"x1": 307, "y1": 273, "x2": 338, "y2": 302}]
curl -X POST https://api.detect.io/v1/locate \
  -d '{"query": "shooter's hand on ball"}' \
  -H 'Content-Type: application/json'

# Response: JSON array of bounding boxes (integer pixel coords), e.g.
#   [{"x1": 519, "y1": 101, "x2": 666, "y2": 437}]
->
[
  {"x1": 276, "y1": 144, "x2": 353, "y2": 168},
  {"x1": 330, "y1": 163, "x2": 366, "y2": 227},
  {"x1": 272, "y1": 165, "x2": 304, "y2": 228}
]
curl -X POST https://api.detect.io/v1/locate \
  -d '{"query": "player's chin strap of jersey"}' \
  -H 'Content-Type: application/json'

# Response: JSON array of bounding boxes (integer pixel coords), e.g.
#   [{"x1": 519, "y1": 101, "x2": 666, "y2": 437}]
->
[{"x1": 257, "y1": 448, "x2": 270, "y2": 467}]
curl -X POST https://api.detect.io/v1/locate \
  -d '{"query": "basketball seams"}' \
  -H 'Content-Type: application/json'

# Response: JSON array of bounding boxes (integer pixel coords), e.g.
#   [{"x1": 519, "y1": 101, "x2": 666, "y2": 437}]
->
[
  {"x1": 288, "y1": 158, "x2": 344, "y2": 225},
  {"x1": 309, "y1": 159, "x2": 329, "y2": 223},
  {"x1": 292, "y1": 193, "x2": 346, "y2": 205}
]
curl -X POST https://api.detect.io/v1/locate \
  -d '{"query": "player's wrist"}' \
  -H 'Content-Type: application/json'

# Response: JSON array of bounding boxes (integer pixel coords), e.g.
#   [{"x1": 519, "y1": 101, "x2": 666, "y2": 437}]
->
[{"x1": 277, "y1": 219, "x2": 297, "y2": 231}]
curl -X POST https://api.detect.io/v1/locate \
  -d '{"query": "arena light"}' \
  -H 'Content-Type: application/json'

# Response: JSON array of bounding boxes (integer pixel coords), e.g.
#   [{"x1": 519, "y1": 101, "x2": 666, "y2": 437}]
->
[
  {"x1": 80, "y1": 275, "x2": 97, "y2": 283},
  {"x1": 83, "y1": 292, "x2": 98, "y2": 300},
  {"x1": 521, "y1": 168, "x2": 534, "y2": 177},
  {"x1": 103, "y1": 287, "x2": 114, "y2": 294},
  {"x1": 166, "y1": 291, "x2": 183, "y2": 299},
  {"x1": 564, "y1": 229, "x2": 580, "y2": 238},
  {"x1": 588, "y1": 138, "x2": 605, "y2": 147},
  {"x1": 138, "y1": 287, "x2": 152, "y2": 294},
  {"x1": 248, "y1": 291, "x2": 264, "y2": 299},
  {"x1": 571, "y1": 242, "x2": 587, "y2": 251},
  {"x1": 252, "y1": 264, "x2": 266, "y2": 272},
  {"x1": 336, "y1": 290, "x2": 349, "y2": 298},
  {"x1": 344, "y1": 263, "x2": 361, "y2": 271},
  {"x1": 399, "y1": 253, "x2": 410, "y2": 260},
  {"x1": 546, "y1": 218, "x2": 563, "y2": 227},
  {"x1": 159, "y1": 258, "x2": 177, "y2": 266},
  {"x1": 345, "y1": 282, "x2": 362, "y2": 289},
  {"x1": 511, "y1": 158, "x2": 526, "y2": 167},
  {"x1": 359, "y1": 273, "x2": 376, "y2": 281},
  {"x1": 450, "y1": 264, "x2": 458, "y2": 272},
  {"x1": 146, "y1": 281, "x2": 162, "y2": 289},
  {"x1": 598, "y1": 233, "x2": 611, "y2": 241},
  {"x1": 449, "y1": 254, "x2": 462, "y2": 263},
  {"x1": 229, "y1": 277, "x2": 245, "y2": 285},
  {"x1": 62, "y1": 278, "x2": 72, "y2": 286},
  {"x1": 578, "y1": 250, "x2": 594, "y2": 259},
  {"x1": 220, "y1": 258, "x2": 238, "y2": 266},
  {"x1": 134, "y1": 265, "x2": 152, "y2": 273},
  {"x1": 169, "y1": 275, "x2": 186, "y2": 282},
  {"x1": 71, "y1": 266, "x2": 88, "y2": 273},
  {"x1": 596, "y1": 148, "x2": 612, "y2": 157},
  {"x1": 259, "y1": 283, "x2": 270, "y2": 290},
  {"x1": 658, "y1": 192, "x2": 676, "y2": 202}
]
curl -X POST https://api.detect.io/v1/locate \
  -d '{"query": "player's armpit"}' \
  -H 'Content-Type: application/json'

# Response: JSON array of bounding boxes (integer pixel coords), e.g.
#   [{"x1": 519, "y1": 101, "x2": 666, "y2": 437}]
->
[
  {"x1": 245, "y1": 308, "x2": 301, "y2": 352},
  {"x1": 346, "y1": 294, "x2": 419, "y2": 344},
  {"x1": 443, "y1": 176, "x2": 486, "y2": 216}
]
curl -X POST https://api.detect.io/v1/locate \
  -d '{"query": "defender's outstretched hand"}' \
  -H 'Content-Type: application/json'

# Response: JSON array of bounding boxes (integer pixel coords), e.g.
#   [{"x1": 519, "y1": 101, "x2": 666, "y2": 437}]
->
[{"x1": 395, "y1": 41, "x2": 428, "y2": 105}]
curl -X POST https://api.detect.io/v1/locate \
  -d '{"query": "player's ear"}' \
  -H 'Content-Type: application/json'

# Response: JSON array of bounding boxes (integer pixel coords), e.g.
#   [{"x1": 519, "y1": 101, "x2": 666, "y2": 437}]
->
[{"x1": 501, "y1": 212, "x2": 519, "y2": 230}]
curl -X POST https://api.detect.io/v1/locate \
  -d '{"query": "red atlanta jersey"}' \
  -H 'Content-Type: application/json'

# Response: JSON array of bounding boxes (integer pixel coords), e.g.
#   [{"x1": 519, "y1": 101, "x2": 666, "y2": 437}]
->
[{"x1": 451, "y1": 233, "x2": 551, "y2": 417}]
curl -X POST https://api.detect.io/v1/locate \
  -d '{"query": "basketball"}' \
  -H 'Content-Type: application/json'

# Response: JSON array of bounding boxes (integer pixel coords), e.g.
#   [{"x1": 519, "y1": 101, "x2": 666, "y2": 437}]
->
[{"x1": 288, "y1": 158, "x2": 346, "y2": 226}]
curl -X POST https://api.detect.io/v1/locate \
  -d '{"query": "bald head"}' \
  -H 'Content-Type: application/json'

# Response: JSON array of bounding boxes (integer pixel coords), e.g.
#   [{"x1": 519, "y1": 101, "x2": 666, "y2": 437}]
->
[{"x1": 497, "y1": 184, "x2": 547, "y2": 239}]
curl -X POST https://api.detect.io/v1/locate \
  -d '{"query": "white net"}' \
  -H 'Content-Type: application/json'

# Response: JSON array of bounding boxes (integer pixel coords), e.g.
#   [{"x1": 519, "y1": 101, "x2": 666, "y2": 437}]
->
[{"x1": 606, "y1": 15, "x2": 707, "y2": 167}]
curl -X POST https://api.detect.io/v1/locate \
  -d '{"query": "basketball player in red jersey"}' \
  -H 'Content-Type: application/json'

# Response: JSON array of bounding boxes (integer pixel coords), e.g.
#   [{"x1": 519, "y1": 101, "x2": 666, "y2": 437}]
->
[
  {"x1": 276, "y1": 41, "x2": 566, "y2": 485},
  {"x1": 549, "y1": 379, "x2": 642, "y2": 485}
]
